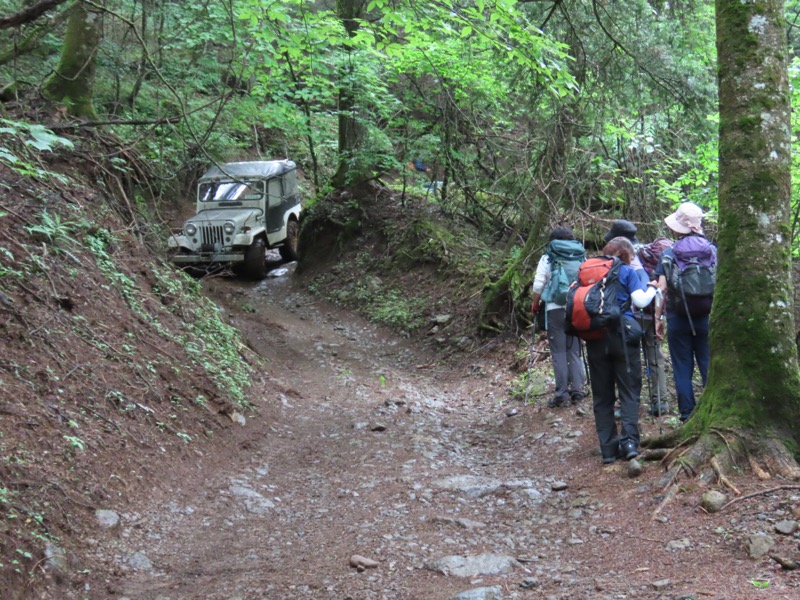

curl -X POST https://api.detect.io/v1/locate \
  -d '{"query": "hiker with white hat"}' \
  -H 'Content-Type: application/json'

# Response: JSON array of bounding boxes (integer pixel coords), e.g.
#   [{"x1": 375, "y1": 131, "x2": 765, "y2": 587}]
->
[{"x1": 654, "y1": 202, "x2": 717, "y2": 422}]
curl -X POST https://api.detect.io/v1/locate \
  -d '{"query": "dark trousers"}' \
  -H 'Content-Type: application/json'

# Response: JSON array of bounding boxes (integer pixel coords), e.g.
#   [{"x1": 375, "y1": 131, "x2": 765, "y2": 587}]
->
[
  {"x1": 546, "y1": 308, "x2": 585, "y2": 402},
  {"x1": 586, "y1": 324, "x2": 642, "y2": 460},
  {"x1": 666, "y1": 312, "x2": 710, "y2": 420}
]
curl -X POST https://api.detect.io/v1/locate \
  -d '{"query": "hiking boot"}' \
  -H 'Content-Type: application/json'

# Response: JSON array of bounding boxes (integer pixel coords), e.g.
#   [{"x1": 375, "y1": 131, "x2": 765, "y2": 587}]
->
[
  {"x1": 570, "y1": 392, "x2": 585, "y2": 405},
  {"x1": 547, "y1": 396, "x2": 565, "y2": 408},
  {"x1": 600, "y1": 442, "x2": 623, "y2": 464},
  {"x1": 648, "y1": 402, "x2": 670, "y2": 416},
  {"x1": 620, "y1": 440, "x2": 639, "y2": 460}
]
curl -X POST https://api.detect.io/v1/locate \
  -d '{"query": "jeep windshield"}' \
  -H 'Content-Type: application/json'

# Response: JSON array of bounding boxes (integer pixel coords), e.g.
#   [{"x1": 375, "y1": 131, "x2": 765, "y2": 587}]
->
[{"x1": 198, "y1": 180, "x2": 263, "y2": 203}]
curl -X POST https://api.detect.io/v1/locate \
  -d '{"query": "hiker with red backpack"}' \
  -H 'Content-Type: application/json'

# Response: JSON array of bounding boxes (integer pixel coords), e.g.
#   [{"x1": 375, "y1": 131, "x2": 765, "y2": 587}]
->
[
  {"x1": 566, "y1": 237, "x2": 659, "y2": 464},
  {"x1": 654, "y1": 202, "x2": 716, "y2": 423},
  {"x1": 531, "y1": 227, "x2": 587, "y2": 408}
]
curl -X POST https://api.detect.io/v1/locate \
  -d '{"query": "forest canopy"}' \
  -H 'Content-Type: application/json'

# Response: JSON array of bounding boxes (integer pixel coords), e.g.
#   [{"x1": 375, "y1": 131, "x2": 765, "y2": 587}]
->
[{"x1": 1, "y1": 0, "x2": 800, "y2": 313}]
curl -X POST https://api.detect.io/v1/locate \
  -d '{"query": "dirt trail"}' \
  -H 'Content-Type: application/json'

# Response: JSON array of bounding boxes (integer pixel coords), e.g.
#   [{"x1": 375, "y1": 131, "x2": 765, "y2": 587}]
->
[{"x1": 87, "y1": 265, "x2": 800, "y2": 600}]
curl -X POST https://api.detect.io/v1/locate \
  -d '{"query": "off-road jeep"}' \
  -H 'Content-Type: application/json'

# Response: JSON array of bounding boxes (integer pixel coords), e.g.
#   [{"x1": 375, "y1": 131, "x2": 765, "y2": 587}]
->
[{"x1": 168, "y1": 160, "x2": 302, "y2": 279}]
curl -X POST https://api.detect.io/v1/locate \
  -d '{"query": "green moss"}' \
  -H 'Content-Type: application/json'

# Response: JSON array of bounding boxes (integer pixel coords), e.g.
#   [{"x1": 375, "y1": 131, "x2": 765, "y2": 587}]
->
[{"x1": 735, "y1": 116, "x2": 761, "y2": 134}]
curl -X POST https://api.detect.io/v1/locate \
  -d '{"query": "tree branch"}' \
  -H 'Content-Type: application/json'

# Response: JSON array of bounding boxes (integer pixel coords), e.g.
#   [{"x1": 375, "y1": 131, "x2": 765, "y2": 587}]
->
[
  {"x1": 0, "y1": 0, "x2": 68, "y2": 30},
  {"x1": 590, "y1": 0, "x2": 694, "y2": 109},
  {"x1": 0, "y1": 6, "x2": 69, "y2": 67},
  {"x1": 719, "y1": 485, "x2": 800, "y2": 512},
  {"x1": 48, "y1": 116, "x2": 184, "y2": 130}
]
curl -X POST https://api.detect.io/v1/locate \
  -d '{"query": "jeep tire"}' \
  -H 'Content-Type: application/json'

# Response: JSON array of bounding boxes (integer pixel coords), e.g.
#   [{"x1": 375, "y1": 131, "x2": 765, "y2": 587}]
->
[
  {"x1": 242, "y1": 238, "x2": 267, "y2": 280},
  {"x1": 279, "y1": 218, "x2": 300, "y2": 262}
]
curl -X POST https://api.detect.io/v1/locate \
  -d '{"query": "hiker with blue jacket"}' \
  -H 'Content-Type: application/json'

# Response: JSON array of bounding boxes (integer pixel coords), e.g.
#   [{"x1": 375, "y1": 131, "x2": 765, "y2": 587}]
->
[
  {"x1": 605, "y1": 220, "x2": 672, "y2": 417},
  {"x1": 584, "y1": 237, "x2": 659, "y2": 463},
  {"x1": 654, "y1": 202, "x2": 716, "y2": 422},
  {"x1": 531, "y1": 227, "x2": 587, "y2": 408},
  {"x1": 604, "y1": 220, "x2": 648, "y2": 284}
]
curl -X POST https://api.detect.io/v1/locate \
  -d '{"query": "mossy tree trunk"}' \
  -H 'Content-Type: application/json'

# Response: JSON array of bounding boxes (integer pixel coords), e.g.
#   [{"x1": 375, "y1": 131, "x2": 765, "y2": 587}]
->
[
  {"x1": 42, "y1": 1, "x2": 102, "y2": 119},
  {"x1": 681, "y1": 0, "x2": 800, "y2": 476}
]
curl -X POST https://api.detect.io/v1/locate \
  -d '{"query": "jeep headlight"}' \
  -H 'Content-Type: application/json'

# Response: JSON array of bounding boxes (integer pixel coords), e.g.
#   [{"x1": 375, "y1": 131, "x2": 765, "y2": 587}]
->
[
  {"x1": 185, "y1": 223, "x2": 197, "y2": 236},
  {"x1": 223, "y1": 221, "x2": 236, "y2": 235}
]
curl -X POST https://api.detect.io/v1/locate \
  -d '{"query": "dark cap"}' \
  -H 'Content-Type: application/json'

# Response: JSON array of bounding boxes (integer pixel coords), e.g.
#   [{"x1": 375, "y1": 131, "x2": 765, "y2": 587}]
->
[{"x1": 604, "y1": 219, "x2": 639, "y2": 244}]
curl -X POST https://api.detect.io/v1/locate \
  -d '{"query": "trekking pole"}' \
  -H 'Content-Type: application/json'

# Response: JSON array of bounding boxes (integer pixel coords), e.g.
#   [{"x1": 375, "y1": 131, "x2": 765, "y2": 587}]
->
[
  {"x1": 638, "y1": 308, "x2": 653, "y2": 417},
  {"x1": 651, "y1": 314, "x2": 665, "y2": 434},
  {"x1": 523, "y1": 326, "x2": 537, "y2": 405},
  {"x1": 653, "y1": 289, "x2": 665, "y2": 433},
  {"x1": 580, "y1": 338, "x2": 590, "y2": 393},
  {"x1": 679, "y1": 287, "x2": 697, "y2": 336},
  {"x1": 621, "y1": 299, "x2": 632, "y2": 375}
]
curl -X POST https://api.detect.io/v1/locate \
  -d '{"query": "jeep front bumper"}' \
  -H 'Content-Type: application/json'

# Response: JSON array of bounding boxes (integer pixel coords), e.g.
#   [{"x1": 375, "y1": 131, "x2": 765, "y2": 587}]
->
[{"x1": 169, "y1": 252, "x2": 245, "y2": 264}]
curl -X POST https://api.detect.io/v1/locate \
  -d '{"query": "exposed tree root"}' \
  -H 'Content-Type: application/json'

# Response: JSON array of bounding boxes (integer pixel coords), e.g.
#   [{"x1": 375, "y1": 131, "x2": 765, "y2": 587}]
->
[
  {"x1": 657, "y1": 435, "x2": 715, "y2": 490},
  {"x1": 639, "y1": 448, "x2": 669, "y2": 461},
  {"x1": 640, "y1": 429, "x2": 682, "y2": 449},
  {"x1": 758, "y1": 438, "x2": 800, "y2": 479},
  {"x1": 748, "y1": 454, "x2": 771, "y2": 480},
  {"x1": 710, "y1": 457, "x2": 740, "y2": 496},
  {"x1": 652, "y1": 480, "x2": 681, "y2": 520},
  {"x1": 649, "y1": 430, "x2": 800, "y2": 519},
  {"x1": 719, "y1": 485, "x2": 800, "y2": 512}
]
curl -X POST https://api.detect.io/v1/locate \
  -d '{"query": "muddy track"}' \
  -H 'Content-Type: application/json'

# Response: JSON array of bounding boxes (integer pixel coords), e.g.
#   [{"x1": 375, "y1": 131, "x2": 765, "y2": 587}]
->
[{"x1": 81, "y1": 265, "x2": 800, "y2": 600}]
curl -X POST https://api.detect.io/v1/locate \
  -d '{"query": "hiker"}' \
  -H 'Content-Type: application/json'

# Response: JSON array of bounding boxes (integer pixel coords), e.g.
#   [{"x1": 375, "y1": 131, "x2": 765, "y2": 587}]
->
[
  {"x1": 583, "y1": 237, "x2": 658, "y2": 463},
  {"x1": 604, "y1": 220, "x2": 647, "y2": 284},
  {"x1": 409, "y1": 159, "x2": 430, "y2": 173},
  {"x1": 605, "y1": 220, "x2": 672, "y2": 416},
  {"x1": 654, "y1": 202, "x2": 716, "y2": 422},
  {"x1": 531, "y1": 227, "x2": 587, "y2": 408}
]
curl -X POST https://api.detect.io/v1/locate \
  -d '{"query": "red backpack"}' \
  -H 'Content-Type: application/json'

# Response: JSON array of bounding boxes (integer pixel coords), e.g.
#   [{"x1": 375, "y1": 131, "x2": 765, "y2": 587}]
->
[{"x1": 565, "y1": 256, "x2": 625, "y2": 341}]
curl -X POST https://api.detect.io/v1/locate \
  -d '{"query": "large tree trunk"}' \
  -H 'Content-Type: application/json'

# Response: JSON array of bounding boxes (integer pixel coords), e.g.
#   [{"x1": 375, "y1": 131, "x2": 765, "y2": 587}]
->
[
  {"x1": 331, "y1": 0, "x2": 368, "y2": 188},
  {"x1": 698, "y1": 1, "x2": 800, "y2": 447},
  {"x1": 42, "y1": 1, "x2": 102, "y2": 119}
]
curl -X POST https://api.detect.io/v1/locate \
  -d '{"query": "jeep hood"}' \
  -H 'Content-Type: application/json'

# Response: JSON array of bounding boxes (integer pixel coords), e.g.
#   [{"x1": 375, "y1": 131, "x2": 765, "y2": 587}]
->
[{"x1": 187, "y1": 208, "x2": 262, "y2": 224}]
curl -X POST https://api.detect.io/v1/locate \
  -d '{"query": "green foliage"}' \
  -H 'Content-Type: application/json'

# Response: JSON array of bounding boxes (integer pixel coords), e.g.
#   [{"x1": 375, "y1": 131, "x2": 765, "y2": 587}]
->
[
  {"x1": 0, "y1": 211, "x2": 19, "y2": 281},
  {"x1": 25, "y1": 210, "x2": 83, "y2": 247},
  {"x1": 151, "y1": 267, "x2": 253, "y2": 406},
  {"x1": 388, "y1": 216, "x2": 497, "y2": 284},
  {"x1": 0, "y1": 118, "x2": 73, "y2": 181},
  {"x1": 507, "y1": 339, "x2": 551, "y2": 403},
  {"x1": 505, "y1": 245, "x2": 532, "y2": 305},
  {"x1": 507, "y1": 370, "x2": 534, "y2": 403},
  {"x1": 63, "y1": 435, "x2": 85, "y2": 451},
  {"x1": 363, "y1": 288, "x2": 426, "y2": 331},
  {"x1": 654, "y1": 138, "x2": 719, "y2": 211},
  {"x1": 85, "y1": 227, "x2": 254, "y2": 407}
]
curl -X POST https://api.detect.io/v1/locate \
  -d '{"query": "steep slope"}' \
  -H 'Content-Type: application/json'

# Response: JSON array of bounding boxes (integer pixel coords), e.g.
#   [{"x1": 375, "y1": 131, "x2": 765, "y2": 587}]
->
[{"x1": 0, "y1": 134, "x2": 262, "y2": 596}]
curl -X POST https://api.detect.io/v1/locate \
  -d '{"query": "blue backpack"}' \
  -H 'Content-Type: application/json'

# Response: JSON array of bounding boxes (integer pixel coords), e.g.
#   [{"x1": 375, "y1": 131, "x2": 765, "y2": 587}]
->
[{"x1": 541, "y1": 239, "x2": 586, "y2": 306}]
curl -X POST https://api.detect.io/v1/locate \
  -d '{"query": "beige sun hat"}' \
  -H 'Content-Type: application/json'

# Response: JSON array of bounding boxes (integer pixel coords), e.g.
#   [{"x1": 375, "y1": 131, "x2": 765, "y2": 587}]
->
[{"x1": 664, "y1": 202, "x2": 704, "y2": 235}]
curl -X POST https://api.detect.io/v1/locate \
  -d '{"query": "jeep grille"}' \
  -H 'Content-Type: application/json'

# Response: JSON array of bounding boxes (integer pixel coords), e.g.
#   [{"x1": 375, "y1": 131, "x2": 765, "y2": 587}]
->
[{"x1": 200, "y1": 224, "x2": 225, "y2": 247}]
